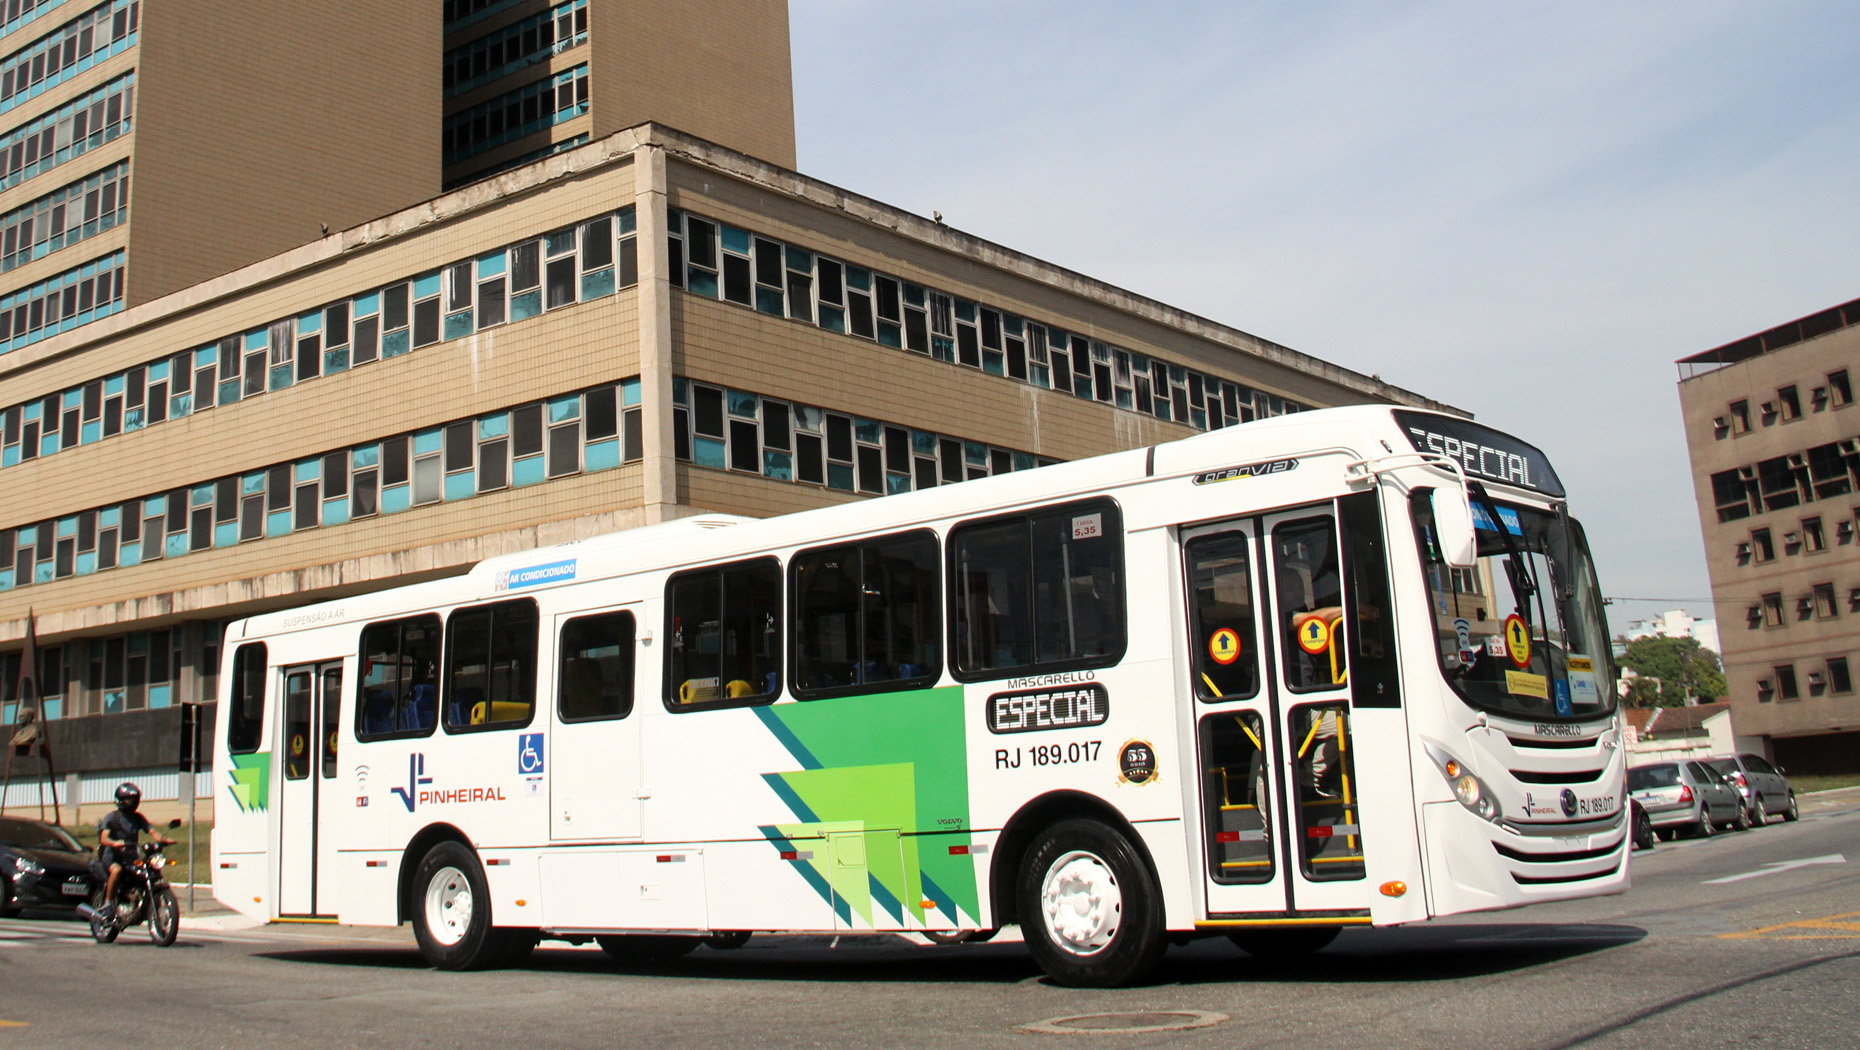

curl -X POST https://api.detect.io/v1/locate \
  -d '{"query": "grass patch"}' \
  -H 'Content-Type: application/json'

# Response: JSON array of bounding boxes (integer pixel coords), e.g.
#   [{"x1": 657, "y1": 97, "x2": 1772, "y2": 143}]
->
[
  {"x1": 1790, "y1": 774, "x2": 1860, "y2": 794},
  {"x1": 61, "y1": 820, "x2": 214, "y2": 886}
]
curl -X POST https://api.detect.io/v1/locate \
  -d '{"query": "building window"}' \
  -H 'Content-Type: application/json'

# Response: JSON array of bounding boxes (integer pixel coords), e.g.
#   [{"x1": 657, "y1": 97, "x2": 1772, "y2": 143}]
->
[
  {"x1": 1830, "y1": 656, "x2": 1854, "y2": 695},
  {"x1": 1803, "y1": 516, "x2": 1826, "y2": 552},
  {"x1": 0, "y1": 0, "x2": 139, "y2": 119},
  {"x1": 1774, "y1": 664, "x2": 1799, "y2": 701},
  {"x1": 1728, "y1": 399, "x2": 1750, "y2": 433},
  {"x1": 0, "y1": 159, "x2": 128, "y2": 273},
  {"x1": 1814, "y1": 582, "x2": 1838, "y2": 619},
  {"x1": 1762, "y1": 592, "x2": 1784, "y2": 627},
  {"x1": 1777, "y1": 385, "x2": 1802, "y2": 421},
  {"x1": 0, "y1": 249, "x2": 125, "y2": 354},
  {"x1": 441, "y1": 62, "x2": 589, "y2": 166},
  {"x1": 444, "y1": 0, "x2": 587, "y2": 99},
  {"x1": 0, "y1": 207, "x2": 635, "y2": 466},
  {"x1": 1751, "y1": 527, "x2": 1774, "y2": 562},
  {"x1": 0, "y1": 72, "x2": 135, "y2": 194},
  {"x1": 1828, "y1": 369, "x2": 1853, "y2": 408}
]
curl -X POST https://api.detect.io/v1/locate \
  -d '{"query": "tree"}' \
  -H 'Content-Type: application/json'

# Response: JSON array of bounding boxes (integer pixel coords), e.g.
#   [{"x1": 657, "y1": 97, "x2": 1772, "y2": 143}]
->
[{"x1": 1617, "y1": 636, "x2": 1726, "y2": 708}]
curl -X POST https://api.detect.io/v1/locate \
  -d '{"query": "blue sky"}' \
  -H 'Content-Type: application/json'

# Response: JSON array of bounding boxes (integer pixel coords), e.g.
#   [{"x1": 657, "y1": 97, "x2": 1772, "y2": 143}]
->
[{"x1": 790, "y1": 0, "x2": 1860, "y2": 636}]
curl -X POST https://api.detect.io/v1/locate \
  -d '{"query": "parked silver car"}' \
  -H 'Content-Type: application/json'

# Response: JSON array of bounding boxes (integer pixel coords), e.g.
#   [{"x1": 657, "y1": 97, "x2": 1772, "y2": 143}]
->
[
  {"x1": 1704, "y1": 753, "x2": 1800, "y2": 825},
  {"x1": 1628, "y1": 760, "x2": 1748, "y2": 839}
]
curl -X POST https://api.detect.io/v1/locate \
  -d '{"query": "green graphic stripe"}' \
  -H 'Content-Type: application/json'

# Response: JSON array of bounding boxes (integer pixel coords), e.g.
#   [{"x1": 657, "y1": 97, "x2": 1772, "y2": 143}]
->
[
  {"x1": 226, "y1": 752, "x2": 270, "y2": 813},
  {"x1": 755, "y1": 687, "x2": 978, "y2": 924}
]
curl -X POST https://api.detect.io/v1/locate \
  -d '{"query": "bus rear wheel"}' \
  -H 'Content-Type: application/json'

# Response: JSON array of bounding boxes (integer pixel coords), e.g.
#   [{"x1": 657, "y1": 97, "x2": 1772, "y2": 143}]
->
[
  {"x1": 411, "y1": 841, "x2": 509, "y2": 970},
  {"x1": 1017, "y1": 818, "x2": 1165, "y2": 988}
]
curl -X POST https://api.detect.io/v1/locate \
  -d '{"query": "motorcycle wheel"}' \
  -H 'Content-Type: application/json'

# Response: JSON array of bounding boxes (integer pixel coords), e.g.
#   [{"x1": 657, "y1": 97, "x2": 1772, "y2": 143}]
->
[
  {"x1": 87, "y1": 888, "x2": 119, "y2": 945},
  {"x1": 148, "y1": 887, "x2": 179, "y2": 947}
]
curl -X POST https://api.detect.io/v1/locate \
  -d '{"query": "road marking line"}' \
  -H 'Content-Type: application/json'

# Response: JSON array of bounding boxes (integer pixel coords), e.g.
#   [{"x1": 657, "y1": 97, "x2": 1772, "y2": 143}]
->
[
  {"x1": 0, "y1": 1019, "x2": 26, "y2": 1027},
  {"x1": 1702, "y1": 853, "x2": 1845, "y2": 885},
  {"x1": 1719, "y1": 910, "x2": 1860, "y2": 940}
]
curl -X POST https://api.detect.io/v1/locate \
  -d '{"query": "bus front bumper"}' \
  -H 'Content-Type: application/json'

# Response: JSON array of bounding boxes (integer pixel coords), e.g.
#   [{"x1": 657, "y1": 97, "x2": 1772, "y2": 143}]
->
[{"x1": 1421, "y1": 801, "x2": 1630, "y2": 917}]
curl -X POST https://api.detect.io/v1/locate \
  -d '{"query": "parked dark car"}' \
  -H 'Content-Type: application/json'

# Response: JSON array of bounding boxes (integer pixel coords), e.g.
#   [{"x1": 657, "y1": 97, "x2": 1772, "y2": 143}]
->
[
  {"x1": 1628, "y1": 760, "x2": 1747, "y2": 839},
  {"x1": 1704, "y1": 753, "x2": 1800, "y2": 825},
  {"x1": 0, "y1": 816, "x2": 97, "y2": 916}
]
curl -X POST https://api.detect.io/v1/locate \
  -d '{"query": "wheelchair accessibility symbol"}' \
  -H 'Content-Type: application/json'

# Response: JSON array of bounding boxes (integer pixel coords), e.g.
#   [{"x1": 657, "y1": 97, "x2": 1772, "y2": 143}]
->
[{"x1": 518, "y1": 733, "x2": 545, "y2": 775}]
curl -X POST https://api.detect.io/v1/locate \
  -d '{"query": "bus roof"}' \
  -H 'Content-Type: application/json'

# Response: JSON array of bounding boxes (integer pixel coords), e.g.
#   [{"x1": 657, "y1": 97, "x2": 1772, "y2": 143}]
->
[{"x1": 229, "y1": 405, "x2": 1535, "y2": 639}]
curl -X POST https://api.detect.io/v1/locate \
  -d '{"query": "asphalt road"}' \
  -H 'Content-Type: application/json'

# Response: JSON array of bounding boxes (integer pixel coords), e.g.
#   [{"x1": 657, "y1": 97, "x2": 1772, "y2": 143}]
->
[{"x1": 4, "y1": 792, "x2": 1857, "y2": 1050}]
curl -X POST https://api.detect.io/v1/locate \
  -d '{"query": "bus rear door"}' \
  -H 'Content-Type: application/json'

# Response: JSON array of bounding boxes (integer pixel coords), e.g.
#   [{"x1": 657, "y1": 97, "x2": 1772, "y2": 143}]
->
[{"x1": 276, "y1": 660, "x2": 343, "y2": 917}]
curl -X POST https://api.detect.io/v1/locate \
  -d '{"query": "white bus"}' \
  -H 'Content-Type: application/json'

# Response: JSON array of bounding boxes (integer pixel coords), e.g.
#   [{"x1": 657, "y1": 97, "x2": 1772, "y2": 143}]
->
[{"x1": 210, "y1": 405, "x2": 1624, "y2": 986}]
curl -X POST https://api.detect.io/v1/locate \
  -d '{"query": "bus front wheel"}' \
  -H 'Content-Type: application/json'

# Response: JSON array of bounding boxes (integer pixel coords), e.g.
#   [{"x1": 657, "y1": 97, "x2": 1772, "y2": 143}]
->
[
  {"x1": 1017, "y1": 818, "x2": 1165, "y2": 987},
  {"x1": 411, "y1": 841, "x2": 508, "y2": 970}
]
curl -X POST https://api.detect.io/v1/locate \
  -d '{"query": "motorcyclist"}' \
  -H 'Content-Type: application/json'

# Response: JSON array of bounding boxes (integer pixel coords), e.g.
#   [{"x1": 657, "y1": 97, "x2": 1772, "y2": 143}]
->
[{"x1": 98, "y1": 783, "x2": 174, "y2": 920}]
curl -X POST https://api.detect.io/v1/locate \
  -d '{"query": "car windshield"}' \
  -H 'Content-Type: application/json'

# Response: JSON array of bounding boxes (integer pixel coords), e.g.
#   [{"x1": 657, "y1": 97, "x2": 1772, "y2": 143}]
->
[
  {"x1": 1412, "y1": 490, "x2": 1616, "y2": 723},
  {"x1": 0, "y1": 818, "x2": 81, "y2": 852},
  {"x1": 1628, "y1": 766, "x2": 1680, "y2": 790}
]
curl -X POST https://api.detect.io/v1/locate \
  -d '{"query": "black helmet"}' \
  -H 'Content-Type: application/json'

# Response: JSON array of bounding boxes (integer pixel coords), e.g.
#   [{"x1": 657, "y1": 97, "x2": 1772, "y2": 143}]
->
[{"x1": 114, "y1": 782, "x2": 141, "y2": 813}]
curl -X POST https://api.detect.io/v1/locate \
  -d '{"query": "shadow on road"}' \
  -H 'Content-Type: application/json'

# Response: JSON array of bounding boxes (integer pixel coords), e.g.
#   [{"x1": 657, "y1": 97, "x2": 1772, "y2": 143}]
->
[{"x1": 250, "y1": 921, "x2": 1645, "y2": 986}]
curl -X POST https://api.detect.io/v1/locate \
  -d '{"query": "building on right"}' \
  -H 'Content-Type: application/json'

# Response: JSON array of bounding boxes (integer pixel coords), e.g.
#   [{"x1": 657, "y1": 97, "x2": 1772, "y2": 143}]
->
[{"x1": 1678, "y1": 296, "x2": 1860, "y2": 774}]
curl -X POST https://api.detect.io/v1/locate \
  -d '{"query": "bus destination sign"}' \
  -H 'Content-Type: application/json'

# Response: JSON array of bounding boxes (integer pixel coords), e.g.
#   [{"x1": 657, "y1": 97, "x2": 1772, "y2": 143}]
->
[
  {"x1": 1392, "y1": 411, "x2": 1564, "y2": 498},
  {"x1": 987, "y1": 683, "x2": 1110, "y2": 734}
]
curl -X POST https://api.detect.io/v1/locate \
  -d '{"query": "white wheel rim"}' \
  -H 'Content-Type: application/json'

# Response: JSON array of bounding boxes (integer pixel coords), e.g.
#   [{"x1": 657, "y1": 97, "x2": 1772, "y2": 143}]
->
[
  {"x1": 424, "y1": 866, "x2": 473, "y2": 946},
  {"x1": 1040, "y1": 850, "x2": 1122, "y2": 957}
]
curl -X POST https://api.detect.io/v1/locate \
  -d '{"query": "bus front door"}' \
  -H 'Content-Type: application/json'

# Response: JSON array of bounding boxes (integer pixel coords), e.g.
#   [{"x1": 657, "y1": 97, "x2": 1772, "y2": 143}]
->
[
  {"x1": 276, "y1": 660, "x2": 343, "y2": 917},
  {"x1": 1188, "y1": 504, "x2": 1377, "y2": 922}
]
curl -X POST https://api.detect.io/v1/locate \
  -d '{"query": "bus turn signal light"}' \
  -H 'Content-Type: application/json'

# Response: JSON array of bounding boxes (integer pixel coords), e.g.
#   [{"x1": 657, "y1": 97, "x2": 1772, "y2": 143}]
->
[{"x1": 1380, "y1": 881, "x2": 1407, "y2": 898}]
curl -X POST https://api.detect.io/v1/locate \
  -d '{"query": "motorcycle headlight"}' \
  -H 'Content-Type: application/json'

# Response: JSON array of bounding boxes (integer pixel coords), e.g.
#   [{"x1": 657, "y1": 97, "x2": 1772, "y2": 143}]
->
[{"x1": 149, "y1": 854, "x2": 166, "y2": 870}]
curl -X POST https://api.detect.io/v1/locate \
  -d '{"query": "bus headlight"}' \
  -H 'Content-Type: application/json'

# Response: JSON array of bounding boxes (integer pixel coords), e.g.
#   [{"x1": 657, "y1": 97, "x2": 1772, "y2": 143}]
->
[{"x1": 1426, "y1": 743, "x2": 1502, "y2": 824}]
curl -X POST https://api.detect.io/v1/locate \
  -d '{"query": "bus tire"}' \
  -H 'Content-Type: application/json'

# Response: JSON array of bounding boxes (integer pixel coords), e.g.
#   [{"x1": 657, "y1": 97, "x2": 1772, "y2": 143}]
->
[
  {"x1": 596, "y1": 934, "x2": 701, "y2": 965},
  {"x1": 1017, "y1": 818, "x2": 1166, "y2": 987},
  {"x1": 411, "y1": 841, "x2": 507, "y2": 970},
  {"x1": 1227, "y1": 925, "x2": 1339, "y2": 957}
]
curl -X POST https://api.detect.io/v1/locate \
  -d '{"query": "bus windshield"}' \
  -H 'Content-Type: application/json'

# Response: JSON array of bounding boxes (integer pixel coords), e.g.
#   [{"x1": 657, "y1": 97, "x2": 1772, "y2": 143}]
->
[{"x1": 1412, "y1": 489, "x2": 1615, "y2": 722}]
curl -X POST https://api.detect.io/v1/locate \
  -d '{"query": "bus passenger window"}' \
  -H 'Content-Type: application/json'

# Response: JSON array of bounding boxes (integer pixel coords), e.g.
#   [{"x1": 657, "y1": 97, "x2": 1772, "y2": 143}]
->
[
  {"x1": 445, "y1": 599, "x2": 539, "y2": 731},
  {"x1": 355, "y1": 614, "x2": 443, "y2": 740},
  {"x1": 792, "y1": 530, "x2": 939, "y2": 697},
  {"x1": 951, "y1": 499, "x2": 1124, "y2": 677},
  {"x1": 1274, "y1": 516, "x2": 1347, "y2": 692},
  {"x1": 226, "y1": 643, "x2": 268, "y2": 754},
  {"x1": 1186, "y1": 533, "x2": 1258, "y2": 701},
  {"x1": 667, "y1": 557, "x2": 781, "y2": 708},
  {"x1": 559, "y1": 610, "x2": 636, "y2": 721}
]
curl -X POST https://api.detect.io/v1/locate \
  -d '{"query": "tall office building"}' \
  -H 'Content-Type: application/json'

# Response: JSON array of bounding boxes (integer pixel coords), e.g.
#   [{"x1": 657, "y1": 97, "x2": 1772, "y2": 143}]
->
[
  {"x1": 0, "y1": 1, "x2": 435, "y2": 334},
  {"x1": 0, "y1": 5, "x2": 1449, "y2": 815},
  {"x1": 1678, "y1": 297, "x2": 1860, "y2": 774},
  {"x1": 442, "y1": 0, "x2": 795, "y2": 187}
]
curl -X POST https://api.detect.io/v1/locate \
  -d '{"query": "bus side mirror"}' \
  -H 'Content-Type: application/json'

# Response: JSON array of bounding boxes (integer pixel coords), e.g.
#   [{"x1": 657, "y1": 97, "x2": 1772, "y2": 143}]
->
[{"x1": 1432, "y1": 487, "x2": 1479, "y2": 569}]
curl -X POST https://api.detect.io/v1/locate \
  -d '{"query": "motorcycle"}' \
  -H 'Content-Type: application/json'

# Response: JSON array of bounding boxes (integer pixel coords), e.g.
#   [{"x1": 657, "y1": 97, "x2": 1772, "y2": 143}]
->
[{"x1": 76, "y1": 818, "x2": 183, "y2": 947}]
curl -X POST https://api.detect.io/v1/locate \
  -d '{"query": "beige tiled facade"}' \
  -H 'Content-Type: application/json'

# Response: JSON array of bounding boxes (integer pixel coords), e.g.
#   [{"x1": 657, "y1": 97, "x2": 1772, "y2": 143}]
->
[
  {"x1": 0, "y1": 123, "x2": 1449, "y2": 772},
  {"x1": 1677, "y1": 301, "x2": 1860, "y2": 774}
]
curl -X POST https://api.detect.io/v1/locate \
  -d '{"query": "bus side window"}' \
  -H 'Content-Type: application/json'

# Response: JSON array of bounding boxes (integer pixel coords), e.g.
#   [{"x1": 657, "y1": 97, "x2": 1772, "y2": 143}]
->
[
  {"x1": 445, "y1": 599, "x2": 539, "y2": 731},
  {"x1": 355, "y1": 614, "x2": 442, "y2": 740},
  {"x1": 559, "y1": 610, "x2": 636, "y2": 721},
  {"x1": 226, "y1": 642, "x2": 268, "y2": 754},
  {"x1": 792, "y1": 529, "x2": 939, "y2": 698},
  {"x1": 667, "y1": 556, "x2": 781, "y2": 709},
  {"x1": 950, "y1": 498, "x2": 1124, "y2": 677}
]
